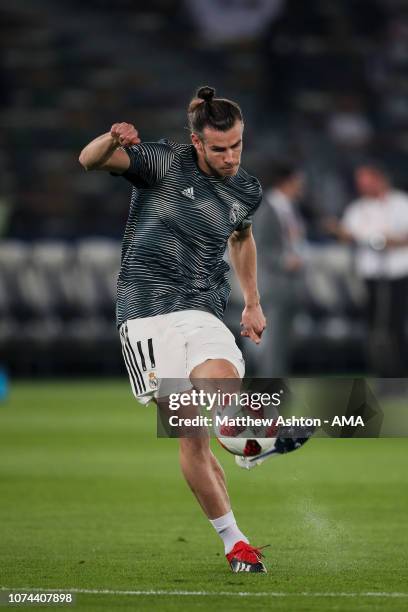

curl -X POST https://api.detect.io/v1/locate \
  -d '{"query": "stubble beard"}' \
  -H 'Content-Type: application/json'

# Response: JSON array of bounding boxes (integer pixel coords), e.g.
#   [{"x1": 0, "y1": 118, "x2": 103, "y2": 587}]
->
[{"x1": 204, "y1": 153, "x2": 239, "y2": 178}]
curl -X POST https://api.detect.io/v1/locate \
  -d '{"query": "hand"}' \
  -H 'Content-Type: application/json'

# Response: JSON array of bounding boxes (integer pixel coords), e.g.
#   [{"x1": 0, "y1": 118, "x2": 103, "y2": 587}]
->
[
  {"x1": 384, "y1": 235, "x2": 408, "y2": 248},
  {"x1": 110, "y1": 122, "x2": 141, "y2": 147},
  {"x1": 240, "y1": 303, "x2": 266, "y2": 345},
  {"x1": 321, "y1": 216, "x2": 341, "y2": 235},
  {"x1": 321, "y1": 217, "x2": 353, "y2": 242}
]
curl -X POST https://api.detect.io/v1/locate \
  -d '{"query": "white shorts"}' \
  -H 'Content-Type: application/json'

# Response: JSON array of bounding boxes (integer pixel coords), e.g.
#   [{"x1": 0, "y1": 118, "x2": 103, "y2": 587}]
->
[{"x1": 119, "y1": 309, "x2": 245, "y2": 405}]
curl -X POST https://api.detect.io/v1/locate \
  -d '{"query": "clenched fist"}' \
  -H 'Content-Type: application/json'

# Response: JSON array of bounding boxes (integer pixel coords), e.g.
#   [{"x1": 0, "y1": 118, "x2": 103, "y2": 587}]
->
[
  {"x1": 240, "y1": 303, "x2": 266, "y2": 345},
  {"x1": 110, "y1": 122, "x2": 141, "y2": 147}
]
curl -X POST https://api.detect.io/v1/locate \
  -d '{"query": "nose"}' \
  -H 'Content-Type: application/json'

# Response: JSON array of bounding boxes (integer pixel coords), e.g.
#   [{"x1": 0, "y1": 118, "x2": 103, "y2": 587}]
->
[{"x1": 224, "y1": 150, "x2": 234, "y2": 165}]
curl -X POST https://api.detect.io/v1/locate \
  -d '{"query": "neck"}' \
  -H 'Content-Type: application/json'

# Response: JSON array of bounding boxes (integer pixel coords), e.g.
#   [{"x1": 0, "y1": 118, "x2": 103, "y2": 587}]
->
[{"x1": 377, "y1": 187, "x2": 389, "y2": 199}]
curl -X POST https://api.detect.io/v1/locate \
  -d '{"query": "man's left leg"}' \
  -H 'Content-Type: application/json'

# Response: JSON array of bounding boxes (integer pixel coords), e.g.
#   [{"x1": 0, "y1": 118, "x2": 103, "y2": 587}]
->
[{"x1": 180, "y1": 358, "x2": 266, "y2": 573}]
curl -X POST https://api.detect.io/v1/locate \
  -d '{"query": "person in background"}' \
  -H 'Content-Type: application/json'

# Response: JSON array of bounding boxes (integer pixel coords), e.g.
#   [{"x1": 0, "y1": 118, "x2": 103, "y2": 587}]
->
[
  {"x1": 328, "y1": 163, "x2": 408, "y2": 376},
  {"x1": 248, "y1": 162, "x2": 306, "y2": 377}
]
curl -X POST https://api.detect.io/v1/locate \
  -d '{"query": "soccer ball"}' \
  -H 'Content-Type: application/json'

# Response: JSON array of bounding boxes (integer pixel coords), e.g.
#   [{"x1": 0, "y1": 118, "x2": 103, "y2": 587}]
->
[
  {"x1": 214, "y1": 402, "x2": 278, "y2": 458},
  {"x1": 214, "y1": 395, "x2": 315, "y2": 467},
  {"x1": 217, "y1": 435, "x2": 277, "y2": 457}
]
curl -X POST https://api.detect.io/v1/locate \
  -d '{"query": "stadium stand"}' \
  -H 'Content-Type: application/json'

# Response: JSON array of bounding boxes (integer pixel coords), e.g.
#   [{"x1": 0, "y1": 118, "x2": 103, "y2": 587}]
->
[
  {"x1": 0, "y1": 239, "x2": 368, "y2": 374},
  {"x1": 1, "y1": 0, "x2": 407, "y2": 374}
]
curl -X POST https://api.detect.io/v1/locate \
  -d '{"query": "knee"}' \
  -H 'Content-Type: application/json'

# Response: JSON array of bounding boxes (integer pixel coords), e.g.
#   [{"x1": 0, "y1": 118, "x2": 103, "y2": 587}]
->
[
  {"x1": 214, "y1": 360, "x2": 240, "y2": 379},
  {"x1": 192, "y1": 358, "x2": 240, "y2": 380}
]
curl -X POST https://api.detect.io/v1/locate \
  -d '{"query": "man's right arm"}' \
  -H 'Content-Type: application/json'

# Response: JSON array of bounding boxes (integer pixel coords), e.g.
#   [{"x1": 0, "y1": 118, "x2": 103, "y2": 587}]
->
[{"x1": 78, "y1": 123, "x2": 140, "y2": 173}]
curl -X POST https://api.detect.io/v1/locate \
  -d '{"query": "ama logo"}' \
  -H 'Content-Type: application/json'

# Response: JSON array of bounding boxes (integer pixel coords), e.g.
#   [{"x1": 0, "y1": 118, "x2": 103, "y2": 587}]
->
[{"x1": 332, "y1": 416, "x2": 365, "y2": 426}]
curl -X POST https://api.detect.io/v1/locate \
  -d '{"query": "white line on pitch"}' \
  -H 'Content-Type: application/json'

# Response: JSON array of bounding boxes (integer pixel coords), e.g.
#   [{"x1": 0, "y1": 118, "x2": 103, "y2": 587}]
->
[{"x1": 1, "y1": 587, "x2": 408, "y2": 598}]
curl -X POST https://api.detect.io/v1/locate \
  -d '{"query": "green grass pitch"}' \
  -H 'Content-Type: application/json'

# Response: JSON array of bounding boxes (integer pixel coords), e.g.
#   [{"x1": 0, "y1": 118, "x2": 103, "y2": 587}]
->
[{"x1": 0, "y1": 380, "x2": 407, "y2": 611}]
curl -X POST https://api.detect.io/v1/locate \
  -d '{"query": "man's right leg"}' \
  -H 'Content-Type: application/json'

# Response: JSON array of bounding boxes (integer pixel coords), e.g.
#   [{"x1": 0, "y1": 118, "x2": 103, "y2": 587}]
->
[
  {"x1": 174, "y1": 397, "x2": 250, "y2": 557},
  {"x1": 179, "y1": 435, "x2": 230, "y2": 519},
  {"x1": 157, "y1": 391, "x2": 251, "y2": 562},
  {"x1": 179, "y1": 358, "x2": 266, "y2": 572}
]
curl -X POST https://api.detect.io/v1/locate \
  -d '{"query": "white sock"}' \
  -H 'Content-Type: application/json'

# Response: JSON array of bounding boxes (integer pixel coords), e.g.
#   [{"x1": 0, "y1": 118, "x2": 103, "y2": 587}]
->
[{"x1": 209, "y1": 510, "x2": 249, "y2": 554}]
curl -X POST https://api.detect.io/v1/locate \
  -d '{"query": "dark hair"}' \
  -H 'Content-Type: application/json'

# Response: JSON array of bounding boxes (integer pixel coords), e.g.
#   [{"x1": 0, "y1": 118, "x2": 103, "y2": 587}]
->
[
  {"x1": 270, "y1": 161, "x2": 300, "y2": 187},
  {"x1": 355, "y1": 160, "x2": 390, "y2": 179},
  {"x1": 188, "y1": 86, "x2": 243, "y2": 136}
]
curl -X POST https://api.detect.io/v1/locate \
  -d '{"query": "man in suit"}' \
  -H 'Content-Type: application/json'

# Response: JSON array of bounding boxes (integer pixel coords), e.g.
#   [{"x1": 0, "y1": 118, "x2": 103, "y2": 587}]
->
[{"x1": 247, "y1": 162, "x2": 306, "y2": 377}]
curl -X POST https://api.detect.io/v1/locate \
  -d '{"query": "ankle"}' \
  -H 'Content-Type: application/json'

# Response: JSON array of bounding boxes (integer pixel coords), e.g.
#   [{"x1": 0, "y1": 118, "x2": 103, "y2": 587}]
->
[{"x1": 209, "y1": 510, "x2": 249, "y2": 554}]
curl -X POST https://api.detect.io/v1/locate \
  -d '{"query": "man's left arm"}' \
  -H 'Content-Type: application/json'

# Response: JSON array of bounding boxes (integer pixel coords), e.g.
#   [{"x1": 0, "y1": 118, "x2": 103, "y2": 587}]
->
[{"x1": 228, "y1": 226, "x2": 266, "y2": 345}]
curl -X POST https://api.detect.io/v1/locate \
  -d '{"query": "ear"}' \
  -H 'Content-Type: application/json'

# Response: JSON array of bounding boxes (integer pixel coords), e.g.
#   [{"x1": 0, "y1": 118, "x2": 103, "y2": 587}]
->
[{"x1": 191, "y1": 132, "x2": 203, "y2": 152}]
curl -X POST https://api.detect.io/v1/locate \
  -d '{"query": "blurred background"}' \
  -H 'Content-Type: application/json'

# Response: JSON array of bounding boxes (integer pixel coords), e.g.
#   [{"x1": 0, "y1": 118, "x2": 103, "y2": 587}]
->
[{"x1": 1, "y1": 0, "x2": 408, "y2": 380}]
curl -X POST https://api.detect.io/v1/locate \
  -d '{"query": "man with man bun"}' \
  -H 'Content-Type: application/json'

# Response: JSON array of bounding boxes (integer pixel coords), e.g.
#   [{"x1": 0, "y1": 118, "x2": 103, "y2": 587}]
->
[{"x1": 79, "y1": 87, "x2": 268, "y2": 572}]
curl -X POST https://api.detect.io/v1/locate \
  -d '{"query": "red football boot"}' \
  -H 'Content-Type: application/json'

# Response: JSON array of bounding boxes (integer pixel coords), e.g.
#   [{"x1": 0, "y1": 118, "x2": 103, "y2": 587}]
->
[{"x1": 226, "y1": 541, "x2": 267, "y2": 573}]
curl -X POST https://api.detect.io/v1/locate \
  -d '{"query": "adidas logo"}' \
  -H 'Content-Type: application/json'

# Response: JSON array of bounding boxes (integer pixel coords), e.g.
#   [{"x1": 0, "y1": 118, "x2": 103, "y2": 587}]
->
[
  {"x1": 181, "y1": 187, "x2": 195, "y2": 200},
  {"x1": 232, "y1": 561, "x2": 251, "y2": 572}
]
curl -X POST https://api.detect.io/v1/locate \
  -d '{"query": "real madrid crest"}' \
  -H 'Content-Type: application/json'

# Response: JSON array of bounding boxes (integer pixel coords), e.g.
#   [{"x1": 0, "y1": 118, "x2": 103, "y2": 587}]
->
[
  {"x1": 148, "y1": 372, "x2": 158, "y2": 390},
  {"x1": 230, "y1": 202, "x2": 239, "y2": 224}
]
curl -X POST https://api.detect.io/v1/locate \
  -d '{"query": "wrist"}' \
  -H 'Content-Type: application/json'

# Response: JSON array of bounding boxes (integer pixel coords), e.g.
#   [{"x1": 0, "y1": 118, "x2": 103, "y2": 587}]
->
[
  {"x1": 244, "y1": 296, "x2": 260, "y2": 308},
  {"x1": 108, "y1": 132, "x2": 121, "y2": 148},
  {"x1": 110, "y1": 139, "x2": 121, "y2": 150}
]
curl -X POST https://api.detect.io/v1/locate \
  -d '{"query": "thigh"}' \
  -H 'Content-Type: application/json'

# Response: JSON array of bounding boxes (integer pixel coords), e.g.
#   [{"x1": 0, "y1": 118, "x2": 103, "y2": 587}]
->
[
  {"x1": 179, "y1": 310, "x2": 245, "y2": 379},
  {"x1": 120, "y1": 315, "x2": 191, "y2": 404}
]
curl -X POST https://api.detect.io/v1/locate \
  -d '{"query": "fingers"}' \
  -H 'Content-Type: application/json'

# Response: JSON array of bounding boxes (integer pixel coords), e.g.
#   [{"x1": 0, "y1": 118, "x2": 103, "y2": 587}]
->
[
  {"x1": 240, "y1": 305, "x2": 266, "y2": 345},
  {"x1": 249, "y1": 329, "x2": 261, "y2": 344},
  {"x1": 110, "y1": 122, "x2": 141, "y2": 146},
  {"x1": 240, "y1": 326, "x2": 262, "y2": 344},
  {"x1": 252, "y1": 329, "x2": 262, "y2": 344},
  {"x1": 120, "y1": 128, "x2": 141, "y2": 146}
]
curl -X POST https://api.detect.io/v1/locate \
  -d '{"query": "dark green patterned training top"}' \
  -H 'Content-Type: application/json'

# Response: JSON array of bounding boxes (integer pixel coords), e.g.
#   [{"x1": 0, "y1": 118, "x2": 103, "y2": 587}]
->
[{"x1": 113, "y1": 139, "x2": 262, "y2": 327}]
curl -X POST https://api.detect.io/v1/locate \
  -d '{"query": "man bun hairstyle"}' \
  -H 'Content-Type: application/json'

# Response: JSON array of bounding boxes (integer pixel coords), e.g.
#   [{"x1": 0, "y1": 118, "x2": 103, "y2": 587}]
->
[
  {"x1": 188, "y1": 85, "x2": 243, "y2": 137},
  {"x1": 197, "y1": 85, "x2": 215, "y2": 103}
]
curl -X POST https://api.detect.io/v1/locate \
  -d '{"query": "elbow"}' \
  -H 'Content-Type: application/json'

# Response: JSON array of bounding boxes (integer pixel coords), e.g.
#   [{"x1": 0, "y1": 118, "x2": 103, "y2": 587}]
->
[
  {"x1": 228, "y1": 234, "x2": 238, "y2": 248},
  {"x1": 78, "y1": 151, "x2": 96, "y2": 171},
  {"x1": 78, "y1": 152, "x2": 89, "y2": 171},
  {"x1": 229, "y1": 231, "x2": 244, "y2": 247},
  {"x1": 228, "y1": 236, "x2": 245, "y2": 259},
  {"x1": 228, "y1": 233, "x2": 251, "y2": 252},
  {"x1": 228, "y1": 235, "x2": 241, "y2": 254}
]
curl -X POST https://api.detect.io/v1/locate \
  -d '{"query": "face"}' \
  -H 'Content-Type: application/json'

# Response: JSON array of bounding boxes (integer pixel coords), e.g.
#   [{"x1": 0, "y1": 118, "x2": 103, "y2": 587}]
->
[
  {"x1": 191, "y1": 121, "x2": 243, "y2": 178},
  {"x1": 286, "y1": 173, "x2": 305, "y2": 201},
  {"x1": 355, "y1": 167, "x2": 388, "y2": 198}
]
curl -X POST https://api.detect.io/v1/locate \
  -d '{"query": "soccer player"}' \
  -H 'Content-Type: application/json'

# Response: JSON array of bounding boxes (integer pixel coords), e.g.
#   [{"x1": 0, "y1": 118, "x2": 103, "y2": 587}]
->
[{"x1": 79, "y1": 86, "x2": 267, "y2": 573}]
